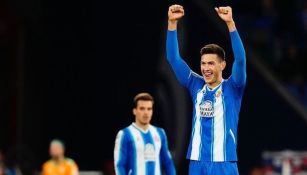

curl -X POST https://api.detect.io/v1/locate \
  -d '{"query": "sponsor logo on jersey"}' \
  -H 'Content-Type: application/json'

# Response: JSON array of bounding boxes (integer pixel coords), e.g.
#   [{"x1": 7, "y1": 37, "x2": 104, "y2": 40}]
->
[
  {"x1": 144, "y1": 143, "x2": 155, "y2": 161},
  {"x1": 199, "y1": 100, "x2": 214, "y2": 117}
]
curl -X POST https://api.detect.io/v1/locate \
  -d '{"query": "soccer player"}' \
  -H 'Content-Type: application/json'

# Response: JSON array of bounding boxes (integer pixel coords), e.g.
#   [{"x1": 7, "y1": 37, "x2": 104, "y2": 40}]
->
[
  {"x1": 166, "y1": 4, "x2": 246, "y2": 175},
  {"x1": 42, "y1": 139, "x2": 79, "y2": 175},
  {"x1": 114, "y1": 93, "x2": 176, "y2": 175}
]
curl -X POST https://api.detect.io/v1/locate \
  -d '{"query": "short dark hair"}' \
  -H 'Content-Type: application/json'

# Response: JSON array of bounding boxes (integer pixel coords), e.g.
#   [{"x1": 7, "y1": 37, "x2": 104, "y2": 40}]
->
[
  {"x1": 50, "y1": 139, "x2": 65, "y2": 149},
  {"x1": 200, "y1": 44, "x2": 225, "y2": 60},
  {"x1": 133, "y1": 93, "x2": 154, "y2": 108}
]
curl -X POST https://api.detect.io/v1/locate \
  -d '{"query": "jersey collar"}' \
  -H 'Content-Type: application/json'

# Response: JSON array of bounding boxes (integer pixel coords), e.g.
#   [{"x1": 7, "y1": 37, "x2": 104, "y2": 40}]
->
[{"x1": 132, "y1": 123, "x2": 150, "y2": 133}]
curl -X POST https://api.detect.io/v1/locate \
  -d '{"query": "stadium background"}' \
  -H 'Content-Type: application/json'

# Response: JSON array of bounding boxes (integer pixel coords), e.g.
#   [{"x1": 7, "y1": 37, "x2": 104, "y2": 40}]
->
[{"x1": 0, "y1": 0, "x2": 306, "y2": 174}]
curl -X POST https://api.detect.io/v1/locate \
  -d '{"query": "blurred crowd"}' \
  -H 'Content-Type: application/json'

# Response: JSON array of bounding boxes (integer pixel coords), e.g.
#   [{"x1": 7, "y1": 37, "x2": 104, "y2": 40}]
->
[
  {"x1": 234, "y1": 0, "x2": 307, "y2": 108},
  {"x1": 0, "y1": 149, "x2": 24, "y2": 175},
  {"x1": 0, "y1": 140, "x2": 79, "y2": 175}
]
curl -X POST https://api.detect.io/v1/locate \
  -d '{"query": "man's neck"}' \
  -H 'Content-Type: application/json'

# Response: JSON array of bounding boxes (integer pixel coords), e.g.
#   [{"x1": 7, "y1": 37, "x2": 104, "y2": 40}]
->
[
  {"x1": 52, "y1": 156, "x2": 65, "y2": 164},
  {"x1": 207, "y1": 79, "x2": 222, "y2": 89},
  {"x1": 134, "y1": 122, "x2": 149, "y2": 132}
]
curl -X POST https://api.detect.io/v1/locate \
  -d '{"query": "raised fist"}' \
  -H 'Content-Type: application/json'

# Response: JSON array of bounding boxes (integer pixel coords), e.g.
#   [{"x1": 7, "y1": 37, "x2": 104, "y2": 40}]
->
[
  {"x1": 215, "y1": 6, "x2": 234, "y2": 23},
  {"x1": 168, "y1": 4, "x2": 184, "y2": 22}
]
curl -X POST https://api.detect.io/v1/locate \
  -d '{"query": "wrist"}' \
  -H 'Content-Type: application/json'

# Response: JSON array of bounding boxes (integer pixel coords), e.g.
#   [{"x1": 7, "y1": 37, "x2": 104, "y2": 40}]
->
[
  {"x1": 168, "y1": 20, "x2": 178, "y2": 31},
  {"x1": 168, "y1": 19, "x2": 178, "y2": 25},
  {"x1": 226, "y1": 21, "x2": 236, "y2": 32}
]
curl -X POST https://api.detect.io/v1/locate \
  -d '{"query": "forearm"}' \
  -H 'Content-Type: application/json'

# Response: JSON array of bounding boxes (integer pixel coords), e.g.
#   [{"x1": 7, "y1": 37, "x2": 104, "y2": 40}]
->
[
  {"x1": 230, "y1": 30, "x2": 246, "y2": 85},
  {"x1": 226, "y1": 21, "x2": 236, "y2": 32},
  {"x1": 114, "y1": 131, "x2": 127, "y2": 175},
  {"x1": 166, "y1": 30, "x2": 191, "y2": 86},
  {"x1": 115, "y1": 165, "x2": 127, "y2": 175},
  {"x1": 168, "y1": 20, "x2": 178, "y2": 31},
  {"x1": 161, "y1": 147, "x2": 176, "y2": 175},
  {"x1": 164, "y1": 160, "x2": 176, "y2": 175}
]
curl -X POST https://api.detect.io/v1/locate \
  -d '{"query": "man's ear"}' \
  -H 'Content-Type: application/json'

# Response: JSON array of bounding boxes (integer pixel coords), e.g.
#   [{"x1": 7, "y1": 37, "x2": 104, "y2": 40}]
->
[
  {"x1": 221, "y1": 60, "x2": 226, "y2": 71},
  {"x1": 132, "y1": 108, "x2": 136, "y2": 115}
]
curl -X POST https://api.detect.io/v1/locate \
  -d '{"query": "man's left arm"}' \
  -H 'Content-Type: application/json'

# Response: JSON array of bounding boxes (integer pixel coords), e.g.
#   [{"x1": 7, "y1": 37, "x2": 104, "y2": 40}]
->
[
  {"x1": 229, "y1": 25, "x2": 246, "y2": 86},
  {"x1": 69, "y1": 161, "x2": 79, "y2": 175},
  {"x1": 216, "y1": 6, "x2": 246, "y2": 86},
  {"x1": 159, "y1": 129, "x2": 176, "y2": 175}
]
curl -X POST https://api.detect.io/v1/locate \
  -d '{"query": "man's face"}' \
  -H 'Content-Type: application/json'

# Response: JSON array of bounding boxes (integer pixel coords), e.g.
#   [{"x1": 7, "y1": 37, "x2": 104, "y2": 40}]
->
[
  {"x1": 200, "y1": 54, "x2": 226, "y2": 86},
  {"x1": 49, "y1": 143, "x2": 64, "y2": 159},
  {"x1": 133, "y1": 100, "x2": 153, "y2": 125}
]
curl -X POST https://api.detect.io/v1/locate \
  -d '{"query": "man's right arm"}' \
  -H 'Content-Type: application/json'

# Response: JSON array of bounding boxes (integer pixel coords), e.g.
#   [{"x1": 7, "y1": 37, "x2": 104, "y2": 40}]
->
[
  {"x1": 42, "y1": 163, "x2": 49, "y2": 175},
  {"x1": 166, "y1": 5, "x2": 192, "y2": 87},
  {"x1": 114, "y1": 130, "x2": 128, "y2": 175},
  {"x1": 159, "y1": 129, "x2": 176, "y2": 175}
]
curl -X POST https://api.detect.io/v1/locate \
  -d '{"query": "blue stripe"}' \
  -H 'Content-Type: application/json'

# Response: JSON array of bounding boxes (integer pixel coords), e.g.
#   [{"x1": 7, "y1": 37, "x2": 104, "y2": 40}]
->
[
  {"x1": 145, "y1": 131, "x2": 155, "y2": 175},
  {"x1": 116, "y1": 130, "x2": 126, "y2": 175},
  {"x1": 198, "y1": 123, "x2": 202, "y2": 160},
  {"x1": 126, "y1": 129, "x2": 137, "y2": 175},
  {"x1": 211, "y1": 116, "x2": 214, "y2": 161},
  {"x1": 118, "y1": 131, "x2": 124, "y2": 168},
  {"x1": 222, "y1": 91, "x2": 227, "y2": 161},
  {"x1": 211, "y1": 93, "x2": 216, "y2": 161}
]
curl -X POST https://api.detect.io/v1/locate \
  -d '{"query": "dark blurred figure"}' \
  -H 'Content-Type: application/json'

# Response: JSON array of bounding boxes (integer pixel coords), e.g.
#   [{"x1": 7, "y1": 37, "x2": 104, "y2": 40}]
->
[
  {"x1": 102, "y1": 160, "x2": 115, "y2": 175},
  {"x1": 5, "y1": 146, "x2": 35, "y2": 175},
  {"x1": 249, "y1": 166, "x2": 264, "y2": 175},
  {"x1": 298, "y1": 1, "x2": 307, "y2": 37},
  {"x1": 42, "y1": 139, "x2": 78, "y2": 175},
  {"x1": 0, "y1": 150, "x2": 7, "y2": 175},
  {"x1": 277, "y1": 42, "x2": 307, "y2": 108},
  {"x1": 249, "y1": 0, "x2": 279, "y2": 65}
]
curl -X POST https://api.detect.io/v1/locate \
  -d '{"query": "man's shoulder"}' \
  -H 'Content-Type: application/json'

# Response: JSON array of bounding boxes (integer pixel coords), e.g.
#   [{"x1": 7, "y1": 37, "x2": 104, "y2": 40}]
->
[
  {"x1": 223, "y1": 76, "x2": 246, "y2": 88},
  {"x1": 188, "y1": 71, "x2": 205, "y2": 91},
  {"x1": 190, "y1": 71, "x2": 204, "y2": 84},
  {"x1": 43, "y1": 159, "x2": 53, "y2": 167},
  {"x1": 190, "y1": 71, "x2": 203, "y2": 79},
  {"x1": 115, "y1": 125, "x2": 134, "y2": 140},
  {"x1": 121, "y1": 125, "x2": 134, "y2": 133},
  {"x1": 149, "y1": 125, "x2": 163, "y2": 131},
  {"x1": 149, "y1": 125, "x2": 167, "y2": 136},
  {"x1": 64, "y1": 158, "x2": 77, "y2": 166},
  {"x1": 222, "y1": 77, "x2": 246, "y2": 98}
]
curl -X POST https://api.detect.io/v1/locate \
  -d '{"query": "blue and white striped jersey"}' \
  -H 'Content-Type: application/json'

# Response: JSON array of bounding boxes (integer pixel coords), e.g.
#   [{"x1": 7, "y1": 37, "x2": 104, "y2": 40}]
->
[
  {"x1": 166, "y1": 30, "x2": 246, "y2": 162},
  {"x1": 114, "y1": 123, "x2": 176, "y2": 175}
]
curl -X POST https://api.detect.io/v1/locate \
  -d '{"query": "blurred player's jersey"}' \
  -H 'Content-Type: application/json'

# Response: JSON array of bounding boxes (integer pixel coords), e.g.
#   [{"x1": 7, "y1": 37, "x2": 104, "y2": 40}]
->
[
  {"x1": 114, "y1": 123, "x2": 176, "y2": 175},
  {"x1": 42, "y1": 158, "x2": 78, "y2": 175}
]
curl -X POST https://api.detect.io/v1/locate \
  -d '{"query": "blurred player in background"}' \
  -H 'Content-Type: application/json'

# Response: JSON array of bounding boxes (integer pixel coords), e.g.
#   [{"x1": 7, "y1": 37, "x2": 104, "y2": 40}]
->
[
  {"x1": 42, "y1": 139, "x2": 79, "y2": 175},
  {"x1": 114, "y1": 93, "x2": 176, "y2": 175},
  {"x1": 166, "y1": 4, "x2": 246, "y2": 175}
]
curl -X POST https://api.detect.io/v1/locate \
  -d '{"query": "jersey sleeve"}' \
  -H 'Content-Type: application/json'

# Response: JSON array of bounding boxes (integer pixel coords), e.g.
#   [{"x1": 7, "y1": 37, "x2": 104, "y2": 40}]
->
[
  {"x1": 114, "y1": 130, "x2": 128, "y2": 175},
  {"x1": 68, "y1": 160, "x2": 79, "y2": 175},
  {"x1": 159, "y1": 129, "x2": 176, "y2": 175},
  {"x1": 230, "y1": 30, "x2": 246, "y2": 87},
  {"x1": 41, "y1": 162, "x2": 49, "y2": 175},
  {"x1": 166, "y1": 30, "x2": 193, "y2": 88}
]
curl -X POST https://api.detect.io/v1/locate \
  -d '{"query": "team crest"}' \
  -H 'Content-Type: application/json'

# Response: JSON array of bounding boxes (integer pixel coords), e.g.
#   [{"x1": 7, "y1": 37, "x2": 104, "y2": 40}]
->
[
  {"x1": 154, "y1": 135, "x2": 160, "y2": 143},
  {"x1": 199, "y1": 100, "x2": 214, "y2": 117},
  {"x1": 215, "y1": 90, "x2": 222, "y2": 97}
]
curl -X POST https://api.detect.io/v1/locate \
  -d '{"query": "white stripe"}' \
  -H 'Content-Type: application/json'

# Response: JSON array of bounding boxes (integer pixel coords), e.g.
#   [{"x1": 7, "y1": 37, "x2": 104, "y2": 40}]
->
[
  {"x1": 128, "y1": 125, "x2": 146, "y2": 175},
  {"x1": 114, "y1": 130, "x2": 124, "y2": 174},
  {"x1": 191, "y1": 71, "x2": 203, "y2": 79},
  {"x1": 230, "y1": 129, "x2": 236, "y2": 144},
  {"x1": 149, "y1": 126, "x2": 162, "y2": 175},
  {"x1": 191, "y1": 87, "x2": 205, "y2": 160},
  {"x1": 213, "y1": 86, "x2": 225, "y2": 161}
]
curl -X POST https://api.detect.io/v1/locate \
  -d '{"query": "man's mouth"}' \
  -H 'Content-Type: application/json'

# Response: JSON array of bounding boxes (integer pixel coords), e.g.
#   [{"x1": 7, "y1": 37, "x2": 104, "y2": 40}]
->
[{"x1": 203, "y1": 71, "x2": 213, "y2": 78}]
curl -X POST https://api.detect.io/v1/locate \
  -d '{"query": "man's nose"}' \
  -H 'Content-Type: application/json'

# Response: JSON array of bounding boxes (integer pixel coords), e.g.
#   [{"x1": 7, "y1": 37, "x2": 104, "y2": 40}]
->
[{"x1": 203, "y1": 64, "x2": 209, "y2": 70}]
